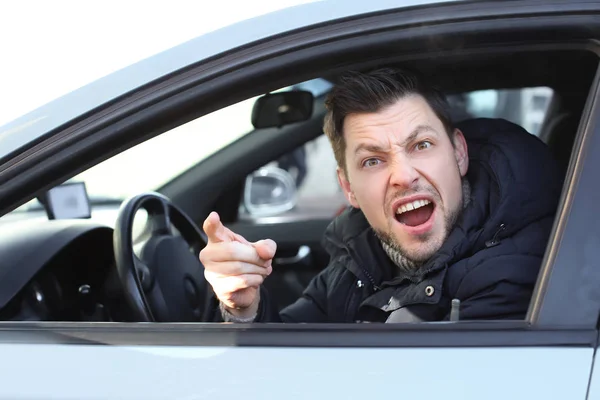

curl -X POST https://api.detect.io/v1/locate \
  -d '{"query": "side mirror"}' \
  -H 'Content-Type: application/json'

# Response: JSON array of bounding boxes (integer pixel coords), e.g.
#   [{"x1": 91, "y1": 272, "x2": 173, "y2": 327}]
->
[
  {"x1": 243, "y1": 167, "x2": 297, "y2": 217},
  {"x1": 251, "y1": 90, "x2": 314, "y2": 129}
]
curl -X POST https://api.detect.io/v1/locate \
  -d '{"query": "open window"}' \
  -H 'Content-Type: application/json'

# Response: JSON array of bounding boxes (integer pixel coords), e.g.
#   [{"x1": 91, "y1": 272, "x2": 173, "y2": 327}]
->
[
  {"x1": 0, "y1": 0, "x2": 599, "y2": 333},
  {"x1": 2, "y1": 46, "x2": 596, "y2": 323}
]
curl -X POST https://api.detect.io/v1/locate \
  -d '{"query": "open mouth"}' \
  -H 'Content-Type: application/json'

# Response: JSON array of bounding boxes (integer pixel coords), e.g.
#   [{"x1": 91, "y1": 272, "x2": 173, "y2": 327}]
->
[{"x1": 395, "y1": 199, "x2": 435, "y2": 227}]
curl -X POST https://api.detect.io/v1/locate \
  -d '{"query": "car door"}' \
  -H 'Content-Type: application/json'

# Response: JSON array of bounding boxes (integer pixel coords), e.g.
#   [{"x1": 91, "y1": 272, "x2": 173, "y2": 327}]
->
[{"x1": 2, "y1": 1, "x2": 600, "y2": 400}]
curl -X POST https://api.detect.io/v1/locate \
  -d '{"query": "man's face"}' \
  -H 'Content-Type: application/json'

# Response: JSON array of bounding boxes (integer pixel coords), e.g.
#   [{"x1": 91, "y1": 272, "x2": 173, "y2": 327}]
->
[{"x1": 338, "y1": 95, "x2": 469, "y2": 263}]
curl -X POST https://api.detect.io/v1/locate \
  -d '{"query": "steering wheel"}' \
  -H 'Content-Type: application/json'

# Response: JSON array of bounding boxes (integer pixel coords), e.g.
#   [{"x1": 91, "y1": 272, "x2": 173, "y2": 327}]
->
[{"x1": 113, "y1": 192, "x2": 214, "y2": 322}]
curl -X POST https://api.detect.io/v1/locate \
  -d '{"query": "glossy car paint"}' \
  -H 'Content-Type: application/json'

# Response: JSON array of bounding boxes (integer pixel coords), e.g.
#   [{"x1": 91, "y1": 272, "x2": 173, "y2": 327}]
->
[{"x1": 0, "y1": 344, "x2": 592, "y2": 399}]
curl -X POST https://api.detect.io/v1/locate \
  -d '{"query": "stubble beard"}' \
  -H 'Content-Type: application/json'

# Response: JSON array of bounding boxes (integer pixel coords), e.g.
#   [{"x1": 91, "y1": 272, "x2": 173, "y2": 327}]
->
[{"x1": 374, "y1": 177, "x2": 468, "y2": 267}]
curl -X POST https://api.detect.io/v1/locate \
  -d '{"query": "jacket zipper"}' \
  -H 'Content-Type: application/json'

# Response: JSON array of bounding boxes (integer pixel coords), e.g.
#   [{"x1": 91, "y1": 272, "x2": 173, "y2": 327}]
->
[
  {"x1": 476, "y1": 160, "x2": 506, "y2": 249},
  {"x1": 485, "y1": 223, "x2": 506, "y2": 248},
  {"x1": 339, "y1": 242, "x2": 381, "y2": 292},
  {"x1": 361, "y1": 268, "x2": 381, "y2": 292}
]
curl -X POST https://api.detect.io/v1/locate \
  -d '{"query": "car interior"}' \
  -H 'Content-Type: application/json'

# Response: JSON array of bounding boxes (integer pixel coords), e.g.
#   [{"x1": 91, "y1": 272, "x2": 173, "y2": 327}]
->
[{"x1": 0, "y1": 43, "x2": 597, "y2": 322}]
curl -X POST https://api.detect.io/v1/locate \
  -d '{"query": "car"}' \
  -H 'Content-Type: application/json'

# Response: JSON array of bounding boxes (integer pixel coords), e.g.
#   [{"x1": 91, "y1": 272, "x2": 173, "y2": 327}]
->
[{"x1": 1, "y1": 0, "x2": 600, "y2": 398}]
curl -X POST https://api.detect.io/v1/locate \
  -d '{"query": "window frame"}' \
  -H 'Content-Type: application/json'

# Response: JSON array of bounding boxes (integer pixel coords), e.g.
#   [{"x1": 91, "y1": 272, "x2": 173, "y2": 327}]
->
[
  {"x1": 528, "y1": 62, "x2": 600, "y2": 327},
  {"x1": 0, "y1": 1, "x2": 599, "y2": 344}
]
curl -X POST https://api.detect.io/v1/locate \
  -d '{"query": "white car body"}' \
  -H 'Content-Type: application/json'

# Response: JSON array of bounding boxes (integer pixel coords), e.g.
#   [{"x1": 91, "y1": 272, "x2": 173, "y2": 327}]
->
[{"x1": 1, "y1": 1, "x2": 600, "y2": 399}]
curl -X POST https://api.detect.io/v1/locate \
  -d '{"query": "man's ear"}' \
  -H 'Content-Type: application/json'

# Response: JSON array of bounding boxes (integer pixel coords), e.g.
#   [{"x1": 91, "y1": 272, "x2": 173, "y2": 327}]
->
[
  {"x1": 337, "y1": 167, "x2": 360, "y2": 208},
  {"x1": 452, "y1": 128, "x2": 469, "y2": 177}
]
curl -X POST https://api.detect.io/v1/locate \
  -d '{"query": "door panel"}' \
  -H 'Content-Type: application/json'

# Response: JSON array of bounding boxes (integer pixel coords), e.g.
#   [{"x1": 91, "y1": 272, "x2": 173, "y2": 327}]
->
[{"x1": 0, "y1": 343, "x2": 592, "y2": 399}]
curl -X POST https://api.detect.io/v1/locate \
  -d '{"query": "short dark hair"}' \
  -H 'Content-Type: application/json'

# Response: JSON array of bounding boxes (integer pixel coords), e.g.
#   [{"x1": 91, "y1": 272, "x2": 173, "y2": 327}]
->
[{"x1": 323, "y1": 67, "x2": 453, "y2": 172}]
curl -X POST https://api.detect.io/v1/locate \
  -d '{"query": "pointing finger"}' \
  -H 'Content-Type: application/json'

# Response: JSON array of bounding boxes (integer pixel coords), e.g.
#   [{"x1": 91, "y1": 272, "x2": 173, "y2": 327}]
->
[
  {"x1": 254, "y1": 239, "x2": 277, "y2": 261},
  {"x1": 202, "y1": 241, "x2": 270, "y2": 266},
  {"x1": 203, "y1": 212, "x2": 237, "y2": 243}
]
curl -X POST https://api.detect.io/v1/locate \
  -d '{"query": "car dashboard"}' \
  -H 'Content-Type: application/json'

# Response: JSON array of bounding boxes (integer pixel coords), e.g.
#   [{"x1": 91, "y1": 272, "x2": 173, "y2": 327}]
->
[{"x1": 0, "y1": 219, "x2": 128, "y2": 322}]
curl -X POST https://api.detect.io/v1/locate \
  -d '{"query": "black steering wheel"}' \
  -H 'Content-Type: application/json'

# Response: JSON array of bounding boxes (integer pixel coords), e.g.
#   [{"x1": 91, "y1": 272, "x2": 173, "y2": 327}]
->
[{"x1": 113, "y1": 192, "x2": 214, "y2": 322}]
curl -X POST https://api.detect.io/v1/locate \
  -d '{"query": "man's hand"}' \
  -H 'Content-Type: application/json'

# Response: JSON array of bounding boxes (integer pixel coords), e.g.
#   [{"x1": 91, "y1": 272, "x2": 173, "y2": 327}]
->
[{"x1": 200, "y1": 211, "x2": 276, "y2": 318}]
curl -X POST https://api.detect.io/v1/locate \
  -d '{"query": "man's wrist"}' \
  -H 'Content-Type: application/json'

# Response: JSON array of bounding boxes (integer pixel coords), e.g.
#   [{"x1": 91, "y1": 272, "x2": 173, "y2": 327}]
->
[
  {"x1": 219, "y1": 292, "x2": 260, "y2": 323},
  {"x1": 220, "y1": 302, "x2": 258, "y2": 322}
]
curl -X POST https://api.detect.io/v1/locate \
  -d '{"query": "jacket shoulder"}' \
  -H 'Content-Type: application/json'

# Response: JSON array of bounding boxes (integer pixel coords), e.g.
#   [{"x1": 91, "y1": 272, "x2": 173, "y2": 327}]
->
[{"x1": 321, "y1": 207, "x2": 371, "y2": 254}]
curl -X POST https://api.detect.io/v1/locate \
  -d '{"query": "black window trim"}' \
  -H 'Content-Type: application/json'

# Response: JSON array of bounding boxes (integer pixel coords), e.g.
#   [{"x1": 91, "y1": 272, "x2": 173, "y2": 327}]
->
[
  {"x1": 0, "y1": 321, "x2": 597, "y2": 348},
  {"x1": 529, "y1": 56, "x2": 600, "y2": 327}
]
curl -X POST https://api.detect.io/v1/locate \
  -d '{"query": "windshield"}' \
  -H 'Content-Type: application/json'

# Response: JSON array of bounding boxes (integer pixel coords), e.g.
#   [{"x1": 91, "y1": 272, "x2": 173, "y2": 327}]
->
[
  {"x1": 9, "y1": 79, "x2": 332, "y2": 213},
  {"x1": 79, "y1": 98, "x2": 257, "y2": 200},
  {"x1": 81, "y1": 79, "x2": 332, "y2": 200}
]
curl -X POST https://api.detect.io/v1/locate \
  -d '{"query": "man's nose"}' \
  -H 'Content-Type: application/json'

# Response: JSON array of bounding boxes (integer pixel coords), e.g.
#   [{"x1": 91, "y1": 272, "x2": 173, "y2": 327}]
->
[{"x1": 389, "y1": 157, "x2": 419, "y2": 188}]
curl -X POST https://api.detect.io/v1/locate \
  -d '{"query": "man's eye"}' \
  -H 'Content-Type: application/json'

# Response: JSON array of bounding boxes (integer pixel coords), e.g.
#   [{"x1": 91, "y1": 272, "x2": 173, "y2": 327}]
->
[
  {"x1": 415, "y1": 141, "x2": 432, "y2": 151},
  {"x1": 362, "y1": 158, "x2": 380, "y2": 168}
]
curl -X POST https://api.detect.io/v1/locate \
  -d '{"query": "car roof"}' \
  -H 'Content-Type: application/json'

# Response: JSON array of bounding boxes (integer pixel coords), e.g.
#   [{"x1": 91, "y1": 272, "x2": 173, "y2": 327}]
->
[{"x1": 0, "y1": 0, "x2": 456, "y2": 162}]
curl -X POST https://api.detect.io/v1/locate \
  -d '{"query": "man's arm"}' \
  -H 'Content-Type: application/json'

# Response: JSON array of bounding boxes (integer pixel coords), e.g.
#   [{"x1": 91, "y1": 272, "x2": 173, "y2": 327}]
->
[
  {"x1": 199, "y1": 212, "x2": 275, "y2": 321},
  {"x1": 216, "y1": 268, "x2": 332, "y2": 323},
  {"x1": 199, "y1": 211, "x2": 334, "y2": 323},
  {"x1": 277, "y1": 267, "x2": 332, "y2": 323}
]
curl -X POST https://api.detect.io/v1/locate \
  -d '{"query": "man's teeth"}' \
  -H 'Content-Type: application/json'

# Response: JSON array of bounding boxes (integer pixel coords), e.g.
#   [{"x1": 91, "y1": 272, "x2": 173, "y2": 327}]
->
[{"x1": 396, "y1": 199, "x2": 431, "y2": 215}]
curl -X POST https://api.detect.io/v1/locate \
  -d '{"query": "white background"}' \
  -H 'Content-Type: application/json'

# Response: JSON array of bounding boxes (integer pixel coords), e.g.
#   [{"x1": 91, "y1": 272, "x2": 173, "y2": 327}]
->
[{"x1": 0, "y1": 0, "x2": 314, "y2": 127}]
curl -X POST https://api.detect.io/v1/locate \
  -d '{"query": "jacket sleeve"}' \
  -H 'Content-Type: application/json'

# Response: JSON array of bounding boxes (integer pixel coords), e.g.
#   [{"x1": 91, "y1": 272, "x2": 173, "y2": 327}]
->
[
  {"x1": 448, "y1": 254, "x2": 542, "y2": 320},
  {"x1": 209, "y1": 264, "x2": 337, "y2": 323},
  {"x1": 254, "y1": 210, "x2": 359, "y2": 323},
  {"x1": 254, "y1": 260, "x2": 346, "y2": 323},
  {"x1": 219, "y1": 266, "x2": 331, "y2": 323},
  {"x1": 275, "y1": 266, "x2": 334, "y2": 323}
]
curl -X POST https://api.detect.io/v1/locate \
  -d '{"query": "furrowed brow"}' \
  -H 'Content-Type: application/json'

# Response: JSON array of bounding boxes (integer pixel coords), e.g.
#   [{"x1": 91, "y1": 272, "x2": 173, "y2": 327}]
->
[
  {"x1": 353, "y1": 125, "x2": 439, "y2": 156},
  {"x1": 354, "y1": 143, "x2": 387, "y2": 156},
  {"x1": 400, "y1": 125, "x2": 438, "y2": 147}
]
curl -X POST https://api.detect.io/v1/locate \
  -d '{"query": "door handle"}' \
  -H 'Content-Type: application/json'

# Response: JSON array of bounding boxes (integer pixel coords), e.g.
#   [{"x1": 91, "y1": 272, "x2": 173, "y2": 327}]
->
[{"x1": 275, "y1": 245, "x2": 311, "y2": 265}]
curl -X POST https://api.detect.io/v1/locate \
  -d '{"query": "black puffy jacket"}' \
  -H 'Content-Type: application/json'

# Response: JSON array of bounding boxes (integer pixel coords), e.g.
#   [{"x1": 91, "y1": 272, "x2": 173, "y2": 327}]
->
[{"x1": 255, "y1": 118, "x2": 563, "y2": 323}]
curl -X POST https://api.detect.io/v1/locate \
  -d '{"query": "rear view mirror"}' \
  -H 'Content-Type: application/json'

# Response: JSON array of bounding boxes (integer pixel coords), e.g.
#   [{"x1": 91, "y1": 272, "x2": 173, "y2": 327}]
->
[{"x1": 251, "y1": 90, "x2": 313, "y2": 129}]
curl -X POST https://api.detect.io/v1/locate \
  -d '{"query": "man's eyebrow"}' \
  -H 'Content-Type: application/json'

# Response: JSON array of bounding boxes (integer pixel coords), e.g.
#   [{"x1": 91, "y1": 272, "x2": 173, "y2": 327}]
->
[
  {"x1": 400, "y1": 124, "x2": 438, "y2": 147},
  {"x1": 354, "y1": 143, "x2": 387, "y2": 156},
  {"x1": 353, "y1": 125, "x2": 439, "y2": 156}
]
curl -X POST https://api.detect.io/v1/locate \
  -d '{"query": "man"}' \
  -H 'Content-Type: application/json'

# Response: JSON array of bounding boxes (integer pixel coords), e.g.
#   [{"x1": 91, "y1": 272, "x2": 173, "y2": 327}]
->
[{"x1": 199, "y1": 67, "x2": 562, "y2": 323}]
